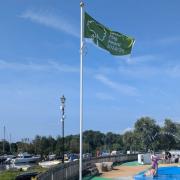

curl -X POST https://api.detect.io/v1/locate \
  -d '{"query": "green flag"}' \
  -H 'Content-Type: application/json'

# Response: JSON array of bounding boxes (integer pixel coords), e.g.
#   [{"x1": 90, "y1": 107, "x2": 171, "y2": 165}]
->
[{"x1": 84, "y1": 12, "x2": 135, "y2": 56}]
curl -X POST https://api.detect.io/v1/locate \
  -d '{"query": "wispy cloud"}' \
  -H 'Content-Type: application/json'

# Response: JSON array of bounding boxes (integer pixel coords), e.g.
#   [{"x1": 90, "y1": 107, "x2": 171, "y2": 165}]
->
[
  {"x1": 0, "y1": 59, "x2": 78, "y2": 73},
  {"x1": 137, "y1": 36, "x2": 180, "y2": 49},
  {"x1": 114, "y1": 53, "x2": 180, "y2": 79},
  {"x1": 158, "y1": 36, "x2": 180, "y2": 45},
  {"x1": 85, "y1": 52, "x2": 180, "y2": 80},
  {"x1": 96, "y1": 92, "x2": 115, "y2": 101},
  {"x1": 124, "y1": 55, "x2": 157, "y2": 65},
  {"x1": 95, "y1": 74, "x2": 139, "y2": 96},
  {"x1": 48, "y1": 61, "x2": 78, "y2": 72},
  {"x1": 117, "y1": 65, "x2": 160, "y2": 78},
  {"x1": 122, "y1": 127, "x2": 134, "y2": 133},
  {"x1": 117, "y1": 62, "x2": 180, "y2": 79},
  {"x1": 20, "y1": 9, "x2": 79, "y2": 37},
  {"x1": 166, "y1": 64, "x2": 180, "y2": 77}
]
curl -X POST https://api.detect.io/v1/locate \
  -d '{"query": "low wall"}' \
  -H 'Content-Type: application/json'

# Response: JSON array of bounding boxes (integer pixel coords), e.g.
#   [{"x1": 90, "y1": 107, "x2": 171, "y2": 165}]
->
[{"x1": 37, "y1": 154, "x2": 137, "y2": 180}]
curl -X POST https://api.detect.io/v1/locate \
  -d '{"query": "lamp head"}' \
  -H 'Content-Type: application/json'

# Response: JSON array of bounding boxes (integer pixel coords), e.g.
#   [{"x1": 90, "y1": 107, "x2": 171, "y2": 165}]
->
[{"x1": 61, "y1": 95, "x2": 66, "y2": 104}]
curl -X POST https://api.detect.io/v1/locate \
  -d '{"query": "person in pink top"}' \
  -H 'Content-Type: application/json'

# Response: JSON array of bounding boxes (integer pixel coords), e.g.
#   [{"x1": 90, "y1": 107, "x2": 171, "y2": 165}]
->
[
  {"x1": 145, "y1": 154, "x2": 163, "y2": 176},
  {"x1": 151, "y1": 155, "x2": 161, "y2": 170}
]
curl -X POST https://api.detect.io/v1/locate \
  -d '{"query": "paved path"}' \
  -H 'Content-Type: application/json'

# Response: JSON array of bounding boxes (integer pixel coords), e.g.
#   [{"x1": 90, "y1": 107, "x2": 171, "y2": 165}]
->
[
  {"x1": 99, "y1": 163, "x2": 180, "y2": 179},
  {"x1": 100, "y1": 165, "x2": 149, "y2": 179}
]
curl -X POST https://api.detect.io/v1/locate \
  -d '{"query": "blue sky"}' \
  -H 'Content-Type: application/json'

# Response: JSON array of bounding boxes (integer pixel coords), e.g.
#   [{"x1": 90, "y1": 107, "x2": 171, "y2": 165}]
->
[{"x1": 0, "y1": 0, "x2": 180, "y2": 141}]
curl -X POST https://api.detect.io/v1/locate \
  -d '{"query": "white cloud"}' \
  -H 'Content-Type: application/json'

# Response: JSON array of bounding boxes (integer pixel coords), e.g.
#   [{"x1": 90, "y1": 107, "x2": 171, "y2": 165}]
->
[
  {"x1": 20, "y1": 9, "x2": 79, "y2": 38},
  {"x1": 95, "y1": 74, "x2": 139, "y2": 96},
  {"x1": 125, "y1": 55, "x2": 157, "y2": 65},
  {"x1": 115, "y1": 54, "x2": 180, "y2": 79},
  {"x1": 138, "y1": 36, "x2": 180, "y2": 49},
  {"x1": 141, "y1": 64, "x2": 180, "y2": 78},
  {"x1": 166, "y1": 64, "x2": 180, "y2": 77},
  {"x1": 117, "y1": 65, "x2": 160, "y2": 78},
  {"x1": 84, "y1": 53, "x2": 180, "y2": 80},
  {"x1": 96, "y1": 92, "x2": 115, "y2": 101},
  {"x1": 158, "y1": 36, "x2": 180, "y2": 45},
  {"x1": 48, "y1": 61, "x2": 78, "y2": 73},
  {"x1": 122, "y1": 127, "x2": 134, "y2": 133},
  {"x1": 0, "y1": 59, "x2": 78, "y2": 73}
]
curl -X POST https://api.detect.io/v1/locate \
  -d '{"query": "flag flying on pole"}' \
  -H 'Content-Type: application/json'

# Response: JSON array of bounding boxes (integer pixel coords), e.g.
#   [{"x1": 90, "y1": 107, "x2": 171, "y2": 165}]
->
[{"x1": 84, "y1": 12, "x2": 135, "y2": 56}]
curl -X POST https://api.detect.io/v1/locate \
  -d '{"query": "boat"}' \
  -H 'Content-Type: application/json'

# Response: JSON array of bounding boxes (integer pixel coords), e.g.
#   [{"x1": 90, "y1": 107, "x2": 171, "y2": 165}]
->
[
  {"x1": 38, "y1": 160, "x2": 61, "y2": 168},
  {"x1": 0, "y1": 155, "x2": 8, "y2": 164},
  {"x1": 4, "y1": 155, "x2": 16, "y2": 164},
  {"x1": 6, "y1": 164, "x2": 31, "y2": 171},
  {"x1": 11, "y1": 152, "x2": 40, "y2": 164}
]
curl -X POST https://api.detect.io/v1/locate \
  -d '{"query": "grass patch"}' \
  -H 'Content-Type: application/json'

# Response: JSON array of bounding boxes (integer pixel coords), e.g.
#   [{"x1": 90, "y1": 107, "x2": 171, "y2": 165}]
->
[
  {"x1": 83, "y1": 177, "x2": 111, "y2": 180},
  {"x1": 0, "y1": 166, "x2": 47, "y2": 180},
  {"x1": 91, "y1": 177, "x2": 111, "y2": 180},
  {"x1": 120, "y1": 161, "x2": 140, "y2": 166},
  {"x1": 0, "y1": 170, "x2": 22, "y2": 180},
  {"x1": 113, "y1": 161, "x2": 140, "y2": 167}
]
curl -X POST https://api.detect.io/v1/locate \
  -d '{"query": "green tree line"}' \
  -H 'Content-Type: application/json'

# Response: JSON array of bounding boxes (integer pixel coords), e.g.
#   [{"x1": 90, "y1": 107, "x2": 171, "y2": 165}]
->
[{"x1": 0, "y1": 117, "x2": 179, "y2": 156}]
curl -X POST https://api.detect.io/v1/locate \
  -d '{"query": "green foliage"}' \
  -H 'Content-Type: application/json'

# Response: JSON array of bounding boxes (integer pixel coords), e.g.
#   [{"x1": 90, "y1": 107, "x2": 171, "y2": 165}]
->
[
  {"x1": 0, "y1": 166, "x2": 47, "y2": 180},
  {"x1": 0, "y1": 141, "x2": 10, "y2": 154},
  {"x1": 0, "y1": 170, "x2": 21, "y2": 180},
  {"x1": 0, "y1": 117, "x2": 179, "y2": 156},
  {"x1": 160, "y1": 119, "x2": 178, "y2": 150},
  {"x1": 134, "y1": 117, "x2": 160, "y2": 151}
]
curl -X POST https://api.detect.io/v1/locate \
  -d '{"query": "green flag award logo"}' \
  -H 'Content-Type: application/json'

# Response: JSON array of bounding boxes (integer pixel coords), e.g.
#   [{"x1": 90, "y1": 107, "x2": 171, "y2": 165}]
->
[
  {"x1": 86, "y1": 19, "x2": 107, "y2": 45},
  {"x1": 84, "y1": 12, "x2": 135, "y2": 56}
]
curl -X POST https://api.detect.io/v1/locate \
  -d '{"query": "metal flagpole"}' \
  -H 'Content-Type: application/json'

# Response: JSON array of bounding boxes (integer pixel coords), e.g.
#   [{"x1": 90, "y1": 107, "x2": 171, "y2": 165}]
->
[{"x1": 80, "y1": 1, "x2": 84, "y2": 180}]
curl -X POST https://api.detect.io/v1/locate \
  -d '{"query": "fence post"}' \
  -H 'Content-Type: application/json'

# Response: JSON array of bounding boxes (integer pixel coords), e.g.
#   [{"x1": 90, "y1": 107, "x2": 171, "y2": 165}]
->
[{"x1": 51, "y1": 172, "x2": 54, "y2": 180}]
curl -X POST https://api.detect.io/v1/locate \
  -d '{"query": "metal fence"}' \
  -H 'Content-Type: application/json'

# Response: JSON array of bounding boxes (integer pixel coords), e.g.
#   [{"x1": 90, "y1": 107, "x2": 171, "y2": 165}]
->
[{"x1": 36, "y1": 154, "x2": 137, "y2": 180}]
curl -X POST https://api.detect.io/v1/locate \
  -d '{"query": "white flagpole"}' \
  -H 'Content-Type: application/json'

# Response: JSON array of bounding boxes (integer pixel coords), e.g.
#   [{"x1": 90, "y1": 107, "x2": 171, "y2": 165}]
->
[{"x1": 80, "y1": 1, "x2": 84, "y2": 180}]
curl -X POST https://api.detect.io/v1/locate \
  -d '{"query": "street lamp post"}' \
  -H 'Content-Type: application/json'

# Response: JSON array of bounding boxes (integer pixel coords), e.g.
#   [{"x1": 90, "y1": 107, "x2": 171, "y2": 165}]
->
[
  {"x1": 60, "y1": 95, "x2": 66, "y2": 163},
  {"x1": 3, "y1": 126, "x2": 5, "y2": 153}
]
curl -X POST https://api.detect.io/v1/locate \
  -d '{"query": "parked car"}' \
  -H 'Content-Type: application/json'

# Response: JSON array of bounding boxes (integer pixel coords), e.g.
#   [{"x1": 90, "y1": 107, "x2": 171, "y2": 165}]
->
[
  {"x1": 101, "y1": 152, "x2": 110, "y2": 157},
  {"x1": 111, "y1": 151, "x2": 121, "y2": 156},
  {"x1": 68, "y1": 154, "x2": 79, "y2": 161},
  {"x1": 83, "y1": 153, "x2": 92, "y2": 159},
  {"x1": 48, "y1": 154, "x2": 56, "y2": 160}
]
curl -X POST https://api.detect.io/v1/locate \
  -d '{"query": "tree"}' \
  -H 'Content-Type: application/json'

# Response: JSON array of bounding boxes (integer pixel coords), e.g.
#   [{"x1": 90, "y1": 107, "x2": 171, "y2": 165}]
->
[
  {"x1": 47, "y1": 136, "x2": 56, "y2": 153},
  {"x1": 83, "y1": 130, "x2": 104, "y2": 154},
  {"x1": 55, "y1": 136, "x2": 63, "y2": 156},
  {"x1": 113, "y1": 134, "x2": 123, "y2": 151},
  {"x1": 175, "y1": 123, "x2": 180, "y2": 149},
  {"x1": 69, "y1": 137, "x2": 79, "y2": 153},
  {"x1": 160, "y1": 119, "x2": 177, "y2": 150},
  {"x1": 0, "y1": 141, "x2": 10, "y2": 154},
  {"x1": 33, "y1": 135, "x2": 42, "y2": 155},
  {"x1": 123, "y1": 131, "x2": 134, "y2": 152},
  {"x1": 11, "y1": 143, "x2": 18, "y2": 153},
  {"x1": 134, "y1": 117, "x2": 160, "y2": 151},
  {"x1": 1, "y1": 117, "x2": 178, "y2": 157}
]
